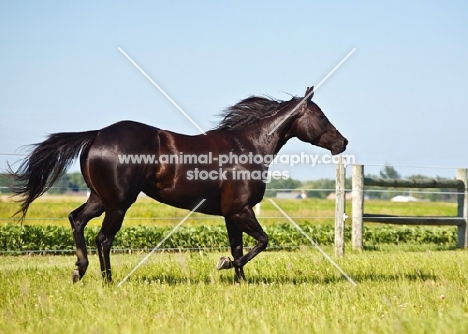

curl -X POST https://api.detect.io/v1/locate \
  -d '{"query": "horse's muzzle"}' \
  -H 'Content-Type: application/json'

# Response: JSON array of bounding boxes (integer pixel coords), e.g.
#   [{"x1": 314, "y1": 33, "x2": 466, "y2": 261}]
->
[{"x1": 331, "y1": 138, "x2": 348, "y2": 155}]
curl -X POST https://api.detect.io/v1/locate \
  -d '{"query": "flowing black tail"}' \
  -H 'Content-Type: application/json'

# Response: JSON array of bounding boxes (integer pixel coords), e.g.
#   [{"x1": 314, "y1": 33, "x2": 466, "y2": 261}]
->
[{"x1": 8, "y1": 130, "x2": 99, "y2": 221}]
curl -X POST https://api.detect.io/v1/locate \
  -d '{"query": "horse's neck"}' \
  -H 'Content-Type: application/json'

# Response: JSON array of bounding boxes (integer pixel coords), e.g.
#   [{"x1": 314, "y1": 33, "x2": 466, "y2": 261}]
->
[{"x1": 244, "y1": 108, "x2": 298, "y2": 156}]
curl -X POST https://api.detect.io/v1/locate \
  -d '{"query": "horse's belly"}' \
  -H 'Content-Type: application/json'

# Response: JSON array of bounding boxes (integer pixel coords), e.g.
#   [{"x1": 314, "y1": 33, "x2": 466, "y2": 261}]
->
[{"x1": 142, "y1": 183, "x2": 223, "y2": 216}]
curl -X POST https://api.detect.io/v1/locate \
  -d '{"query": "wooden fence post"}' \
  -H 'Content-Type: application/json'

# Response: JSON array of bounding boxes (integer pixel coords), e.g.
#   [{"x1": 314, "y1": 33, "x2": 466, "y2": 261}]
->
[
  {"x1": 352, "y1": 165, "x2": 364, "y2": 250},
  {"x1": 456, "y1": 168, "x2": 468, "y2": 248},
  {"x1": 335, "y1": 156, "x2": 346, "y2": 257}
]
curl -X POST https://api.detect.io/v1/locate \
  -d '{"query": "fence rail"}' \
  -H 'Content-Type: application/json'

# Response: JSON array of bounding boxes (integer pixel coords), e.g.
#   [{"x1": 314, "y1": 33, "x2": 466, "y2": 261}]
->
[
  {"x1": 336, "y1": 164, "x2": 468, "y2": 251},
  {"x1": 362, "y1": 214, "x2": 465, "y2": 226},
  {"x1": 364, "y1": 177, "x2": 465, "y2": 189}
]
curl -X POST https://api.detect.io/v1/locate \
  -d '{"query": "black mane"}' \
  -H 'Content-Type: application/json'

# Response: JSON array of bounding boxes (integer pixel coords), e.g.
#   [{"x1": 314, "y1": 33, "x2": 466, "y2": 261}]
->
[{"x1": 216, "y1": 96, "x2": 300, "y2": 130}]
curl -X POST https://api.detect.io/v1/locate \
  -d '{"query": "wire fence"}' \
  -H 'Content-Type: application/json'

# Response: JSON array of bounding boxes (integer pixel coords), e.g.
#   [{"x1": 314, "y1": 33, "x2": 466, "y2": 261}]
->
[{"x1": 0, "y1": 159, "x2": 465, "y2": 254}]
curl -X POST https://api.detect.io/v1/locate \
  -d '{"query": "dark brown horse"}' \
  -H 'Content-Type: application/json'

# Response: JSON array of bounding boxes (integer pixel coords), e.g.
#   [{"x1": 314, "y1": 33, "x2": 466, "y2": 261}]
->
[{"x1": 10, "y1": 87, "x2": 348, "y2": 283}]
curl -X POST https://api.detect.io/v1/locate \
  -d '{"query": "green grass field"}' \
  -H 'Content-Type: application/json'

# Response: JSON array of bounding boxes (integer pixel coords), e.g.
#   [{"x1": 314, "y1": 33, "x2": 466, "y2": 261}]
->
[
  {"x1": 0, "y1": 196, "x2": 465, "y2": 333},
  {"x1": 1, "y1": 248, "x2": 468, "y2": 333}
]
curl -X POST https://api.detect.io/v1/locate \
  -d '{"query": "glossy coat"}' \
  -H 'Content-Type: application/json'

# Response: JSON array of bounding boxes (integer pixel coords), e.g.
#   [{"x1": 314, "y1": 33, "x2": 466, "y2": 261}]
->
[{"x1": 10, "y1": 87, "x2": 348, "y2": 283}]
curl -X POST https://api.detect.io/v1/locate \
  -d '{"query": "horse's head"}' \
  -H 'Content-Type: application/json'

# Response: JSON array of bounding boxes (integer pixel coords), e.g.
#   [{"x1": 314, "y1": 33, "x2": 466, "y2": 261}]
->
[{"x1": 293, "y1": 86, "x2": 348, "y2": 155}]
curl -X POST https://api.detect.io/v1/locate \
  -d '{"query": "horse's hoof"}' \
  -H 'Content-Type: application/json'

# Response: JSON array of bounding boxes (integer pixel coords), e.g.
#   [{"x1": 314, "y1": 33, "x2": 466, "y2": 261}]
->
[
  {"x1": 72, "y1": 269, "x2": 81, "y2": 284},
  {"x1": 216, "y1": 256, "x2": 233, "y2": 270}
]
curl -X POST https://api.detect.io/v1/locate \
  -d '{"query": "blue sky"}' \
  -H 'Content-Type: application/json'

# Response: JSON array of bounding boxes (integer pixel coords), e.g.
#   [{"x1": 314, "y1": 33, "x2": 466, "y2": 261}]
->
[{"x1": 1, "y1": 1, "x2": 467, "y2": 180}]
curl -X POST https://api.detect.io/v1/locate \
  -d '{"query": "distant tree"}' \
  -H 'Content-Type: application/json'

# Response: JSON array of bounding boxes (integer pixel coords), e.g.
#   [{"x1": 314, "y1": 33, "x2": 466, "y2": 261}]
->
[
  {"x1": 363, "y1": 170, "x2": 457, "y2": 202},
  {"x1": 0, "y1": 172, "x2": 87, "y2": 195},
  {"x1": 364, "y1": 172, "x2": 394, "y2": 200},
  {"x1": 265, "y1": 177, "x2": 303, "y2": 197},
  {"x1": 47, "y1": 172, "x2": 88, "y2": 194},
  {"x1": 405, "y1": 174, "x2": 457, "y2": 202},
  {"x1": 380, "y1": 165, "x2": 401, "y2": 179},
  {"x1": 300, "y1": 178, "x2": 335, "y2": 199},
  {"x1": 0, "y1": 174, "x2": 12, "y2": 194}
]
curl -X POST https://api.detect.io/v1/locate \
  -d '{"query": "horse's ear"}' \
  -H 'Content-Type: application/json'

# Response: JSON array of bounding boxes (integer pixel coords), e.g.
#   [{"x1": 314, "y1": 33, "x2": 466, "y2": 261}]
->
[{"x1": 304, "y1": 86, "x2": 314, "y2": 102}]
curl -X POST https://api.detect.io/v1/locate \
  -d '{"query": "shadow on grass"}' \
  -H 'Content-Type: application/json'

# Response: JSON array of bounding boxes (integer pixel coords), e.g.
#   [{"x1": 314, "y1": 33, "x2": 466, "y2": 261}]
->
[
  {"x1": 121, "y1": 269, "x2": 437, "y2": 286},
  {"x1": 349, "y1": 270, "x2": 437, "y2": 283}
]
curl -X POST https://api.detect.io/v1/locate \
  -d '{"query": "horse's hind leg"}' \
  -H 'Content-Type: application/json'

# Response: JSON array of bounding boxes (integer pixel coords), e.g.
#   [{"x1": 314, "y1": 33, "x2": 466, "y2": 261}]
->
[
  {"x1": 69, "y1": 191, "x2": 104, "y2": 283},
  {"x1": 95, "y1": 208, "x2": 127, "y2": 283}
]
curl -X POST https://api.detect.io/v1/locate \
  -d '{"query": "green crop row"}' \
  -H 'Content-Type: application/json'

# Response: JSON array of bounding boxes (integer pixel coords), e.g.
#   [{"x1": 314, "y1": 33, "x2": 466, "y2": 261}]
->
[{"x1": 0, "y1": 223, "x2": 458, "y2": 254}]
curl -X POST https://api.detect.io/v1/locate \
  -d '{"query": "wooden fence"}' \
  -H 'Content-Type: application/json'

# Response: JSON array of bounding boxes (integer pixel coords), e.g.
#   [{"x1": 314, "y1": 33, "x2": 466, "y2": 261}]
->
[{"x1": 334, "y1": 161, "x2": 468, "y2": 256}]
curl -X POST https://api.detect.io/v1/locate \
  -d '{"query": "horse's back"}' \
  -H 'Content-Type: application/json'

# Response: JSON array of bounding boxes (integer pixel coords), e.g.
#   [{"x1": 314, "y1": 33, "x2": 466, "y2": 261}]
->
[{"x1": 98, "y1": 120, "x2": 159, "y2": 140}]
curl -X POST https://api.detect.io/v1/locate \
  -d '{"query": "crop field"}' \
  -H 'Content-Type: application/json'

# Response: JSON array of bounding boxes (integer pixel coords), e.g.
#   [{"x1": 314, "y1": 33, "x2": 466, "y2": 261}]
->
[
  {"x1": 0, "y1": 195, "x2": 459, "y2": 227},
  {"x1": 0, "y1": 196, "x2": 467, "y2": 333}
]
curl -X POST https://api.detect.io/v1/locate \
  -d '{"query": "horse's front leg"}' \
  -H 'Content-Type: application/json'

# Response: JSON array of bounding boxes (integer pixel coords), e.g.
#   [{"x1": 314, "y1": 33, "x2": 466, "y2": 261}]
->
[
  {"x1": 217, "y1": 218, "x2": 246, "y2": 282},
  {"x1": 217, "y1": 207, "x2": 268, "y2": 281}
]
